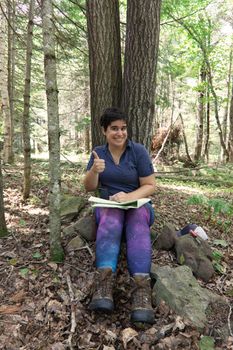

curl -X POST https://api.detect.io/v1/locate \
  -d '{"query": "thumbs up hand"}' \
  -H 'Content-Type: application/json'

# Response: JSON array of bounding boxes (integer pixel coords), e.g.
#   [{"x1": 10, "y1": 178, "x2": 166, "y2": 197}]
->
[{"x1": 91, "y1": 150, "x2": 105, "y2": 174}]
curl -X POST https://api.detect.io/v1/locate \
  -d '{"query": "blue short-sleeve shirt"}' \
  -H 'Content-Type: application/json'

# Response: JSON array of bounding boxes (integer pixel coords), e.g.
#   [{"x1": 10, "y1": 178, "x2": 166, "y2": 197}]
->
[{"x1": 86, "y1": 140, "x2": 154, "y2": 199}]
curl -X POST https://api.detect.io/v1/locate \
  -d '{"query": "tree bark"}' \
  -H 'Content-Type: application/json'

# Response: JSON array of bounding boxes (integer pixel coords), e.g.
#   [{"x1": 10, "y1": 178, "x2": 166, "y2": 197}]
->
[
  {"x1": 202, "y1": 86, "x2": 210, "y2": 163},
  {"x1": 42, "y1": 0, "x2": 64, "y2": 262},
  {"x1": 228, "y1": 77, "x2": 233, "y2": 162},
  {"x1": 0, "y1": 4, "x2": 13, "y2": 163},
  {"x1": 0, "y1": 145, "x2": 8, "y2": 237},
  {"x1": 86, "y1": 0, "x2": 122, "y2": 147},
  {"x1": 22, "y1": 0, "x2": 35, "y2": 200},
  {"x1": 122, "y1": 0, "x2": 161, "y2": 150},
  {"x1": 7, "y1": 0, "x2": 15, "y2": 164},
  {"x1": 179, "y1": 113, "x2": 193, "y2": 164},
  {"x1": 194, "y1": 64, "x2": 206, "y2": 162}
]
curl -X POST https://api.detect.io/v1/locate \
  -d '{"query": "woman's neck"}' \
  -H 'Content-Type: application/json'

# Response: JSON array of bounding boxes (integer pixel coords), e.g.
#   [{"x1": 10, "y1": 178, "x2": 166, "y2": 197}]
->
[{"x1": 108, "y1": 143, "x2": 126, "y2": 155}]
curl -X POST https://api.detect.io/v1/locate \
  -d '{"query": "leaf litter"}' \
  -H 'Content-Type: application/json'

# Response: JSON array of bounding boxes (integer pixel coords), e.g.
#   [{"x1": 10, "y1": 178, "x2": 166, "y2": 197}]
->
[{"x1": 0, "y1": 161, "x2": 233, "y2": 349}]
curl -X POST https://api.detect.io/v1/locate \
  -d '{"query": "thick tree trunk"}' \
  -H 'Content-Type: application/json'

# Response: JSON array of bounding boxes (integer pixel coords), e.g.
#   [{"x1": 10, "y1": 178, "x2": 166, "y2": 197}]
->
[
  {"x1": 22, "y1": 0, "x2": 35, "y2": 200},
  {"x1": 0, "y1": 5, "x2": 13, "y2": 163},
  {"x1": 86, "y1": 0, "x2": 122, "y2": 147},
  {"x1": 194, "y1": 64, "x2": 206, "y2": 162},
  {"x1": 42, "y1": 0, "x2": 64, "y2": 262},
  {"x1": 122, "y1": 0, "x2": 161, "y2": 150},
  {"x1": 84, "y1": 77, "x2": 90, "y2": 153}
]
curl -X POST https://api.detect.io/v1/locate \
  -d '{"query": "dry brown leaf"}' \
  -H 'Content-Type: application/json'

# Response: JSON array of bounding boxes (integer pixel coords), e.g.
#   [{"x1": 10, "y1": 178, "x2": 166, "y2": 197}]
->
[
  {"x1": 172, "y1": 316, "x2": 185, "y2": 331},
  {"x1": 105, "y1": 329, "x2": 117, "y2": 342},
  {"x1": 0, "y1": 304, "x2": 21, "y2": 314},
  {"x1": 103, "y1": 346, "x2": 115, "y2": 350},
  {"x1": 121, "y1": 327, "x2": 138, "y2": 349},
  {"x1": 9, "y1": 290, "x2": 26, "y2": 303}
]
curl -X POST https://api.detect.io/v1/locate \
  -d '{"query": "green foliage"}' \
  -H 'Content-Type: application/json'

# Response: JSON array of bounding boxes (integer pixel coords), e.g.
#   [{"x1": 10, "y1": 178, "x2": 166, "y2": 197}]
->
[
  {"x1": 50, "y1": 246, "x2": 65, "y2": 263},
  {"x1": 212, "y1": 250, "x2": 226, "y2": 274},
  {"x1": 213, "y1": 239, "x2": 228, "y2": 248},
  {"x1": 0, "y1": 228, "x2": 9, "y2": 238},
  {"x1": 76, "y1": 115, "x2": 91, "y2": 132},
  {"x1": 187, "y1": 194, "x2": 208, "y2": 206},
  {"x1": 19, "y1": 267, "x2": 30, "y2": 278},
  {"x1": 32, "y1": 251, "x2": 43, "y2": 259},
  {"x1": 187, "y1": 193, "x2": 233, "y2": 231},
  {"x1": 199, "y1": 336, "x2": 215, "y2": 350}
]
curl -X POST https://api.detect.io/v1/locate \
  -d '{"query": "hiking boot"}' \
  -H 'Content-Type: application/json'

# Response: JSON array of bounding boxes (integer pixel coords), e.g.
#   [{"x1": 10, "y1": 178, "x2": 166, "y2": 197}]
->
[
  {"x1": 89, "y1": 268, "x2": 114, "y2": 312},
  {"x1": 130, "y1": 275, "x2": 154, "y2": 324}
]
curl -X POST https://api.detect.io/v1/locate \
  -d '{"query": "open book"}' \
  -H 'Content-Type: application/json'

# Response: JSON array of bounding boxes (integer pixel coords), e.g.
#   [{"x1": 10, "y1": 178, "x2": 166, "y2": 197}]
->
[{"x1": 88, "y1": 196, "x2": 151, "y2": 210}]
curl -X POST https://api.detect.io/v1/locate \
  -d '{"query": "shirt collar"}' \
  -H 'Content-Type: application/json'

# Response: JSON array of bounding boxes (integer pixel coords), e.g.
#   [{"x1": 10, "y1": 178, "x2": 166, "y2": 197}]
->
[{"x1": 103, "y1": 139, "x2": 132, "y2": 153}]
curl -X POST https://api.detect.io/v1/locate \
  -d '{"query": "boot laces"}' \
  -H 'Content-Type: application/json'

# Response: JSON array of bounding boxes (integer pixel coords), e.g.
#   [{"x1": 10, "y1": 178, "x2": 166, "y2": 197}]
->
[
  {"x1": 131, "y1": 277, "x2": 151, "y2": 307},
  {"x1": 94, "y1": 269, "x2": 113, "y2": 298}
]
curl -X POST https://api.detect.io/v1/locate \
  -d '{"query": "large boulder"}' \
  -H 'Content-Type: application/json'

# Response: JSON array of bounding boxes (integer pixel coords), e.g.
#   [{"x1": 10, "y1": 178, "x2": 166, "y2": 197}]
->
[
  {"x1": 154, "y1": 224, "x2": 215, "y2": 282},
  {"x1": 151, "y1": 264, "x2": 228, "y2": 332},
  {"x1": 63, "y1": 215, "x2": 96, "y2": 242},
  {"x1": 60, "y1": 195, "x2": 86, "y2": 219}
]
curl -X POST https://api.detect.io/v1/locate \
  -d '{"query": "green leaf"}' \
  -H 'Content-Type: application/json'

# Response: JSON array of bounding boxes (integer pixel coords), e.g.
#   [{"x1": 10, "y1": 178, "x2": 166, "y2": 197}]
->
[
  {"x1": 9, "y1": 258, "x2": 18, "y2": 266},
  {"x1": 199, "y1": 336, "x2": 215, "y2": 350},
  {"x1": 213, "y1": 239, "x2": 228, "y2": 247},
  {"x1": 212, "y1": 250, "x2": 223, "y2": 262},
  {"x1": 179, "y1": 254, "x2": 185, "y2": 265},
  {"x1": 19, "y1": 219, "x2": 26, "y2": 226},
  {"x1": 32, "y1": 252, "x2": 43, "y2": 259},
  {"x1": 213, "y1": 262, "x2": 225, "y2": 274},
  {"x1": 19, "y1": 268, "x2": 29, "y2": 278}
]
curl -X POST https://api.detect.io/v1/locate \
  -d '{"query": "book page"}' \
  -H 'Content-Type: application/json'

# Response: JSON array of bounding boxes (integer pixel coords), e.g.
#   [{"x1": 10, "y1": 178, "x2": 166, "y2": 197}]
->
[{"x1": 88, "y1": 196, "x2": 151, "y2": 209}]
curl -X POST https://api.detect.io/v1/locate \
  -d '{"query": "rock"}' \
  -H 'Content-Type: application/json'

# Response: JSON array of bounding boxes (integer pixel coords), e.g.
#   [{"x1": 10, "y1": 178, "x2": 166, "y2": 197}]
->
[
  {"x1": 154, "y1": 223, "x2": 215, "y2": 282},
  {"x1": 66, "y1": 236, "x2": 84, "y2": 252},
  {"x1": 60, "y1": 195, "x2": 86, "y2": 219},
  {"x1": 175, "y1": 234, "x2": 214, "y2": 282},
  {"x1": 151, "y1": 264, "x2": 227, "y2": 330},
  {"x1": 63, "y1": 215, "x2": 96, "y2": 241}
]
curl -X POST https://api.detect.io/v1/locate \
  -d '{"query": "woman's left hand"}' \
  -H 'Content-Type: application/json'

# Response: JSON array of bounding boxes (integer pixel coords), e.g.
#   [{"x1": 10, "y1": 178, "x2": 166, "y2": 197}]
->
[{"x1": 109, "y1": 192, "x2": 129, "y2": 202}]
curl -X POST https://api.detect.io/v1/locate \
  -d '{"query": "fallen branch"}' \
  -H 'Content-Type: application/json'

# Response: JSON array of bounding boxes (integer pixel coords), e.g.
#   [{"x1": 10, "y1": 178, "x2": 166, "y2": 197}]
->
[
  {"x1": 64, "y1": 262, "x2": 91, "y2": 274},
  {"x1": 66, "y1": 274, "x2": 77, "y2": 350},
  {"x1": 228, "y1": 303, "x2": 233, "y2": 337}
]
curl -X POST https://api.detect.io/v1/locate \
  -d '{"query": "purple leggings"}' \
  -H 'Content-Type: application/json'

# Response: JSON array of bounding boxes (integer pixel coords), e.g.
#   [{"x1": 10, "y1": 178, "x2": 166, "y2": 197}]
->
[{"x1": 95, "y1": 205, "x2": 152, "y2": 275}]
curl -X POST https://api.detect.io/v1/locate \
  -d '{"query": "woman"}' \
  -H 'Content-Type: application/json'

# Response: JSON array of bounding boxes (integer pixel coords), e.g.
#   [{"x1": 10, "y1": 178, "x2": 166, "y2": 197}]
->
[{"x1": 83, "y1": 107, "x2": 156, "y2": 324}]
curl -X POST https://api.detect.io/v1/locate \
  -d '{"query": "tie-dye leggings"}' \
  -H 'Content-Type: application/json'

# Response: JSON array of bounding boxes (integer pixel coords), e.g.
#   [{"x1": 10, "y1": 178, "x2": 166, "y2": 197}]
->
[{"x1": 94, "y1": 204, "x2": 154, "y2": 276}]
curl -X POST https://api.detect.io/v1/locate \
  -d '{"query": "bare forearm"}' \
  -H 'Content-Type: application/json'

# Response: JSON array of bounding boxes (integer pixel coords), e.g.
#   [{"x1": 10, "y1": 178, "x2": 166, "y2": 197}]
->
[
  {"x1": 125, "y1": 184, "x2": 155, "y2": 201},
  {"x1": 83, "y1": 169, "x2": 99, "y2": 192}
]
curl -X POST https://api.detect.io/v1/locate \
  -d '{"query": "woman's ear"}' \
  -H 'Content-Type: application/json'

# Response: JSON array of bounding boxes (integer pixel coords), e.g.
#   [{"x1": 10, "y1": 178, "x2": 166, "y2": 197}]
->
[{"x1": 101, "y1": 127, "x2": 106, "y2": 135}]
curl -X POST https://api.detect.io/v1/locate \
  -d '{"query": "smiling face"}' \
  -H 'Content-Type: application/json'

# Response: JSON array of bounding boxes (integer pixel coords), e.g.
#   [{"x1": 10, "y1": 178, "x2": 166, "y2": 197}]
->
[{"x1": 103, "y1": 119, "x2": 128, "y2": 149}]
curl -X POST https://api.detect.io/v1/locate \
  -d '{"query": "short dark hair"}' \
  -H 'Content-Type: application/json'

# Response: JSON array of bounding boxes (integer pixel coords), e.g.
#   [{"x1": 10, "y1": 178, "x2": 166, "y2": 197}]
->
[{"x1": 100, "y1": 107, "x2": 128, "y2": 131}]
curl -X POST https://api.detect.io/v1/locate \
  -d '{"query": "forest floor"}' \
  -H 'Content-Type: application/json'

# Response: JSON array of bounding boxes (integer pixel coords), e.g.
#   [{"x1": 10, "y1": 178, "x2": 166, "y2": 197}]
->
[{"x1": 0, "y1": 158, "x2": 233, "y2": 350}]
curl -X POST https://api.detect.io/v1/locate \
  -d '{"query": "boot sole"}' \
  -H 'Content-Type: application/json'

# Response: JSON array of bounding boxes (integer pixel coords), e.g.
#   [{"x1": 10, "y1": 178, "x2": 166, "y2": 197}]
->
[
  {"x1": 131, "y1": 309, "x2": 154, "y2": 324},
  {"x1": 89, "y1": 298, "x2": 114, "y2": 313}
]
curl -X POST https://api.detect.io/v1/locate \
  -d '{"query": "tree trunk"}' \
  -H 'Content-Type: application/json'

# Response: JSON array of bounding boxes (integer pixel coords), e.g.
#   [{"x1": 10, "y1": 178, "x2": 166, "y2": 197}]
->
[
  {"x1": 22, "y1": 0, "x2": 35, "y2": 200},
  {"x1": 221, "y1": 47, "x2": 232, "y2": 162},
  {"x1": 228, "y1": 77, "x2": 233, "y2": 162},
  {"x1": 194, "y1": 64, "x2": 206, "y2": 162},
  {"x1": 206, "y1": 58, "x2": 229, "y2": 161},
  {"x1": 7, "y1": 0, "x2": 15, "y2": 164},
  {"x1": 84, "y1": 76, "x2": 90, "y2": 153},
  {"x1": 0, "y1": 4, "x2": 13, "y2": 163},
  {"x1": 86, "y1": 0, "x2": 122, "y2": 147},
  {"x1": 0, "y1": 145, "x2": 8, "y2": 237},
  {"x1": 202, "y1": 86, "x2": 210, "y2": 163},
  {"x1": 42, "y1": 0, "x2": 64, "y2": 262},
  {"x1": 122, "y1": 0, "x2": 161, "y2": 150},
  {"x1": 179, "y1": 113, "x2": 193, "y2": 164}
]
